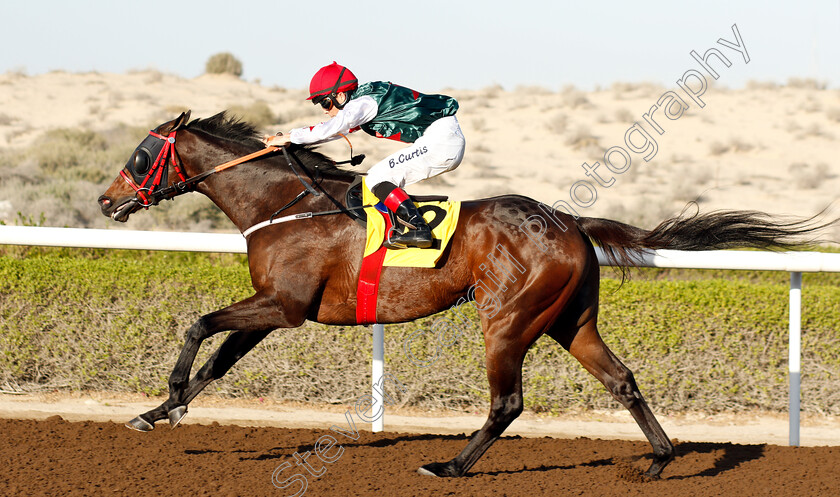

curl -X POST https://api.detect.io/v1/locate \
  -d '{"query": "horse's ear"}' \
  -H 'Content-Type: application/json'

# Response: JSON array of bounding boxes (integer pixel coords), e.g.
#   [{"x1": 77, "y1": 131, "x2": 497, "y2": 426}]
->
[
  {"x1": 172, "y1": 110, "x2": 191, "y2": 131},
  {"x1": 158, "y1": 110, "x2": 192, "y2": 135}
]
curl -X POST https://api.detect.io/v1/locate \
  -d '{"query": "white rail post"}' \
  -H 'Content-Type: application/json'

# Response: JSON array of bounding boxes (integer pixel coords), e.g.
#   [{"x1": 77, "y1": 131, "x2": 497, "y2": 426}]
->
[
  {"x1": 372, "y1": 323, "x2": 385, "y2": 433},
  {"x1": 789, "y1": 272, "x2": 802, "y2": 446}
]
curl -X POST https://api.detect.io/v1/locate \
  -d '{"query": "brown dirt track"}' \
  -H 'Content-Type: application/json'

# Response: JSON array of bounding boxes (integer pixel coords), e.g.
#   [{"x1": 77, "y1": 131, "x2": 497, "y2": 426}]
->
[{"x1": 1, "y1": 417, "x2": 839, "y2": 497}]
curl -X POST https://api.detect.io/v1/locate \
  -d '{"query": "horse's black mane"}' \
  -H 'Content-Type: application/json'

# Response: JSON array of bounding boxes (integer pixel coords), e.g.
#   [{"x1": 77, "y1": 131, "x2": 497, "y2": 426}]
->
[
  {"x1": 185, "y1": 111, "x2": 361, "y2": 180},
  {"x1": 187, "y1": 111, "x2": 264, "y2": 148}
]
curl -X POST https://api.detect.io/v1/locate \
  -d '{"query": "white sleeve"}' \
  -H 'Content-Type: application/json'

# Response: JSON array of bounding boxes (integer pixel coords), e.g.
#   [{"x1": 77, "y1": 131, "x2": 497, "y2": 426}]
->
[{"x1": 289, "y1": 96, "x2": 378, "y2": 145}]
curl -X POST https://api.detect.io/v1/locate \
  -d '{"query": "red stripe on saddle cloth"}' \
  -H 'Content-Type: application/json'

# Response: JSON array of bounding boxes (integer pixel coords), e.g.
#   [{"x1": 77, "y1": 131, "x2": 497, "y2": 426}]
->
[{"x1": 356, "y1": 209, "x2": 394, "y2": 325}]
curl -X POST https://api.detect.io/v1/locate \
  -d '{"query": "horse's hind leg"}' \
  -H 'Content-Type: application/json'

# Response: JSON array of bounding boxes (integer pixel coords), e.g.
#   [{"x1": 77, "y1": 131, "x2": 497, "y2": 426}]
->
[{"x1": 549, "y1": 319, "x2": 675, "y2": 478}]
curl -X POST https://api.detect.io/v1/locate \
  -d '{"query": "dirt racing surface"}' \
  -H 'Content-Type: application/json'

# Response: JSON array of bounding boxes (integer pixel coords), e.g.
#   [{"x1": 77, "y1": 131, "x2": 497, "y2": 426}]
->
[{"x1": 1, "y1": 417, "x2": 838, "y2": 497}]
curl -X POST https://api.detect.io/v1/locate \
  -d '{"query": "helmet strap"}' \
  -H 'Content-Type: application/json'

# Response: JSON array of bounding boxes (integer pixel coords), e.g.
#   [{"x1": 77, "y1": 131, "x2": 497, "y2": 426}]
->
[{"x1": 330, "y1": 92, "x2": 348, "y2": 110}]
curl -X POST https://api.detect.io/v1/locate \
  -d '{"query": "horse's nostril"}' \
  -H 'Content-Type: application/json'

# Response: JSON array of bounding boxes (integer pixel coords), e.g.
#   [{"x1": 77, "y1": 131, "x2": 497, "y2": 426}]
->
[{"x1": 98, "y1": 196, "x2": 112, "y2": 209}]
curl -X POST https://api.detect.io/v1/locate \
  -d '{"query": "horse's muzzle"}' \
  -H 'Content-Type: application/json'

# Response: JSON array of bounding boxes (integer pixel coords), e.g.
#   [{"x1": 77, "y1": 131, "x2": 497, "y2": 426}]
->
[{"x1": 98, "y1": 195, "x2": 138, "y2": 222}]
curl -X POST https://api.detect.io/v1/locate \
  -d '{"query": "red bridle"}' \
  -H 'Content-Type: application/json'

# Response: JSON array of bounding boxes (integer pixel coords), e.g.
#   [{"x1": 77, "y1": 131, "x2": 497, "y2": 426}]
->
[
  {"x1": 116, "y1": 129, "x2": 317, "y2": 214},
  {"x1": 120, "y1": 130, "x2": 188, "y2": 207}
]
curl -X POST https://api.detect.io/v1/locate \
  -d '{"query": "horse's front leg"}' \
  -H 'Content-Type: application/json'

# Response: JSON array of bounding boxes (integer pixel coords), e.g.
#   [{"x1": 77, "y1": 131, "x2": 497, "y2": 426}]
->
[
  {"x1": 126, "y1": 328, "x2": 272, "y2": 431},
  {"x1": 127, "y1": 291, "x2": 300, "y2": 431},
  {"x1": 418, "y1": 322, "x2": 529, "y2": 477}
]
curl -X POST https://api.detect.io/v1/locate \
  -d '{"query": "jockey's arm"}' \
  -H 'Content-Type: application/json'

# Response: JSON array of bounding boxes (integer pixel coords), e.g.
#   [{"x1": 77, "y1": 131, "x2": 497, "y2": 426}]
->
[{"x1": 266, "y1": 96, "x2": 377, "y2": 147}]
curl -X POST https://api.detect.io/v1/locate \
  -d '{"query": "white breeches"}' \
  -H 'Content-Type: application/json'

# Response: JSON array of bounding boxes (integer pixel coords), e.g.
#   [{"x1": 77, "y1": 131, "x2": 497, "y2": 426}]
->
[{"x1": 365, "y1": 116, "x2": 465, "y2": 189}]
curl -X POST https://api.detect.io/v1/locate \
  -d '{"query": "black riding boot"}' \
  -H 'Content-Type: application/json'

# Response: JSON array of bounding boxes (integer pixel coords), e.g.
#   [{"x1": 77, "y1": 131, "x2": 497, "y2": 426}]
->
[
  {"x1": 387, "y1": 199, "x2": 433, "y2": 249},
  {"x1": 374, "y1": 182, "x2": 433, "y2": 250}
]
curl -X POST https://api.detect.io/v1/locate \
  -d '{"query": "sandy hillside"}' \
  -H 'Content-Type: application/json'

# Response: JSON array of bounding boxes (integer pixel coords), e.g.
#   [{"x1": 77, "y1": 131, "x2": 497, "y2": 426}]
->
[{"x1": 0, "y1": 70, "x2": 838, "y2": 235}]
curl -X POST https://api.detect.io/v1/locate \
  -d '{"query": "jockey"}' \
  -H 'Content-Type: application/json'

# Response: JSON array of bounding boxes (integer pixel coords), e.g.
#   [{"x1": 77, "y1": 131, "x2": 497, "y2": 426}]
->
[{"x1": 265, "y1": 61, "x2": 465, "y2": 249}]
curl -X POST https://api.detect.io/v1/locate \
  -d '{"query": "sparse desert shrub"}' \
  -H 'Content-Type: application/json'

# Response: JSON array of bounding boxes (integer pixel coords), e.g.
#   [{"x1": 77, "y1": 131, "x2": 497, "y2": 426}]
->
[
  {"x1": 205, "y1": 52, "x2": 243, "y2": 77},
  {"x1": 546, "y1": 113, "x2": 567, "y2": 134},
  {"x1": 708, "y1": 137, "x2": 752, "y2": 155},
  {"x1": 561, "y1": 85, "x2": 591, "y2": 109},
  {"x1": 30, "y1": 128, "x2": 107, "y2": 174},
  {"x1": 132, "y1": 92, "x2": 153, "y2": 103},
  {"x1": 827, "y1": 107, "x2": 840, "y2": 123},
  {"x1": 785, "y1": 121, "x2": 802, "y2": 133},
  {"x1": 736, "y1": 174, "x2": 753, "y2": 186},
  {"x1": 786, "y1": 77, "x2": 826, "y2": 90},
  {"x1": 0, "y1": 113, "x2": 16, "y2": 125},
  {"x1": 108, "y1": 91, "x2": 124, "y2": 107},
  {"x1": 614, "y1": 108, "x2": 634, "y2": 123},
  {"x1": 0, "y1": 124, "x2": 160, "y2": 229},
  {"x1": 746, "y1": 80, "x2": 778, "y2": 90},
  {"x1": 689, "y1": 166, "x2": 713, "y2": 185},
  {"x1": 670, "y1": 177, "x2": 698, "y2": 203},
  {"x1": 144, "y1": 70, "x2": 164, "y2": 84},
  {"x1": 6, "y1": 67, "x2": 28, "y2": 78},
  {"x1": 472, "y1": 167, "x2": 505, "y2": 180},
  {"x1": 481, "y1": 84, "x2": 504, "y2": 99},
  {"x1": 789, "y1": 162, "x2": 830, "y2": 189},
  {"x1": 565, "y1": 126, "x2": 598, "y2": 149},
  {"x1": 728, "y1": 137, "x2": 753, "y2": 153},
  {"x1": 798, "y1": 123, "x2": 833, "y2": 139},
  {"x1": 471, "y1": 142, "x2": 491, "y2": 153},
  {"x1": 469, "y1": 155, "x2": 494, "y2": 172},
  {"x1": 670, "y1": 154, "x2": 692, "y2": 164},
  {"x1": 471, "y1": 117, "x2": 487, "y2": 132},
  {"x1": 610, "y1": 81, "x2": 663, "y2": 98},
  {"x1": 802, "y1": 96, "x2": 822, "y2": 113},
  {"x1": 274, "y1": 102, "x2": 323, "y2": 125},
  {"x1": 788, "y1": 162, "x2": 808, "y2": 173},
  {"x1": 227, "y1": 101, "x2": 276, "y2": 129},
  {"x1": 421, "y1": 174, "x2": 451, "y2": 187},
  {"x1": 515, "y1": 85, "x2": 553, "y2": 95}
]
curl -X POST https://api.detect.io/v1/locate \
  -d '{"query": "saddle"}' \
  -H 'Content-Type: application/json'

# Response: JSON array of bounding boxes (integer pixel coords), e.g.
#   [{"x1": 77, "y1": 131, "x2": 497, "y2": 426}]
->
[
  {"x1": 344, "y1": 176, "x2": 449, "y2": 228},
  {"x1": 350, "y1": 177, "x2": 461, "y2": 324}
]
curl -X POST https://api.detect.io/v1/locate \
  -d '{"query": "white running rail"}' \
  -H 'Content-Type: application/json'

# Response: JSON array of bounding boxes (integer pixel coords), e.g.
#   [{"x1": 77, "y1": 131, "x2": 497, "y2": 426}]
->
[{"x1": 2, "y1": 226, "x2": 839, "y2": 444}]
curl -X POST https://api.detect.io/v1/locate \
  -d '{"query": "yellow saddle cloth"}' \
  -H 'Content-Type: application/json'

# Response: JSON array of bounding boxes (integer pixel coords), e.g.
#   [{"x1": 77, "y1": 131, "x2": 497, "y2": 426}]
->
[{"x1": 361, "y1": 178, "x2": 461, "y2": 268}]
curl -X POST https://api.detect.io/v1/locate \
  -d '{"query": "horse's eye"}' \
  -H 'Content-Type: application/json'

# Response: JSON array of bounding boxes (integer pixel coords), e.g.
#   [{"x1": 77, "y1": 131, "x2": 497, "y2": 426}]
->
[{"x1": 133, "y1": 150, "x2": 151, "y2": 176}]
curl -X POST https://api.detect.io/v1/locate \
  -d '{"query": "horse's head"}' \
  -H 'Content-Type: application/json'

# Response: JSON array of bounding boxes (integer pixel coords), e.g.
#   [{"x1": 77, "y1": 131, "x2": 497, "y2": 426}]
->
[
  {"x1": 99, "y1": 110, "x2": 359, "y2": 233},
  {"x1": 98, "y1": 111, "x2": 192, "y2": 222}
]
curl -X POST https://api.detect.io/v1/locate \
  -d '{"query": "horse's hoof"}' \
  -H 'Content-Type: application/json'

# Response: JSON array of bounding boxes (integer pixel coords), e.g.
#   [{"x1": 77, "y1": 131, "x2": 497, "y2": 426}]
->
[
  {"x1": 125, "y1": 416, "x2": 154, "y2": 432},
  {"x1": 644, "y1": 452, "x2": 674, "y2": 479},
  {"x1": 417, "y1": 461, "x2": 460, "y2": 477},
  {"x1": 417, "y1": 466, "x2": 439, "y2": 477},
  {"x1": 168, "y1": 405, "x2": 187, "y2": 429}
]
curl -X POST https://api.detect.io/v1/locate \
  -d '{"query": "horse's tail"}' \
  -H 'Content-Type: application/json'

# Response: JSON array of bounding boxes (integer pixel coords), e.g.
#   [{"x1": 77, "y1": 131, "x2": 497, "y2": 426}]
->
[{"x1": 575, "y1": 204, "x2": 832, "y2": 269}]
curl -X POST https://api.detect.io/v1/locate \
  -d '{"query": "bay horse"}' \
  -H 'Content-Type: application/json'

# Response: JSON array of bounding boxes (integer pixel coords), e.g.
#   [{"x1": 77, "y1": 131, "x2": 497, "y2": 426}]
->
[{"x1": 98, "y1": 111, "x2": 825, "y2": 479}]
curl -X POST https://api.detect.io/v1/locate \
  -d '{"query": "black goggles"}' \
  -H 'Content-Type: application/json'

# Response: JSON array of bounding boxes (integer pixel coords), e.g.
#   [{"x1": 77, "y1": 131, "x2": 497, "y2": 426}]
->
[{"x1": 314, "y1": 95, "x2": 334, "y2": 111}]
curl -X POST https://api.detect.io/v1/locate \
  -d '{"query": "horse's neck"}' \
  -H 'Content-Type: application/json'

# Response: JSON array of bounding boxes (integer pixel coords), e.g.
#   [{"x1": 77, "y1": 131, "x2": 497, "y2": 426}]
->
[{"x1": 192, "y1": 145, "x2": 346, "y2": 233}]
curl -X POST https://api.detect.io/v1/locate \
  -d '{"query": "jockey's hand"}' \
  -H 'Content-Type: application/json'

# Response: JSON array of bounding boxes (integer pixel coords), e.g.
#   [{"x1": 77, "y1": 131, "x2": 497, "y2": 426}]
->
[{"x1": 263, "y1": 133, "x2": 291, "y2": 148}]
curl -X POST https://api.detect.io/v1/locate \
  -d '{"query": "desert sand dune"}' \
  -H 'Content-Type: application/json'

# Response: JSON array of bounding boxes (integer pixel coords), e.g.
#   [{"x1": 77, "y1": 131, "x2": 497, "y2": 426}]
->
[{"x1": 1, "y1": 71, "x2": 837, "y2": 235}]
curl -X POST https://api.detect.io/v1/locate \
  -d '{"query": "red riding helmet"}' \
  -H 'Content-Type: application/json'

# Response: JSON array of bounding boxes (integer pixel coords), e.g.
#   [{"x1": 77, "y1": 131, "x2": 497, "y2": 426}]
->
[{"x1": 307, "y1": 62, "x2": 358, "y2": 101}]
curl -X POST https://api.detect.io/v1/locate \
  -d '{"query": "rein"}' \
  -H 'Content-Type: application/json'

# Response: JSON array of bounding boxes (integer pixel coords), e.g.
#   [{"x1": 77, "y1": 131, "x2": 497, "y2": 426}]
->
[
  {"x1": 122, "y1": 131, "x2": 320, "y2": 207},
  {"x1": 122, "y1": 129, "x2": 370, "y2": 238}
]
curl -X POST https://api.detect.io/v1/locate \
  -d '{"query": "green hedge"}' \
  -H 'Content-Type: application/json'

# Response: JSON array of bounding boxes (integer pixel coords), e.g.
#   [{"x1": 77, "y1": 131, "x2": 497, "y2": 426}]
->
[{"x1": 1, "y1": 248, "x2": 838, "y2": 415}]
